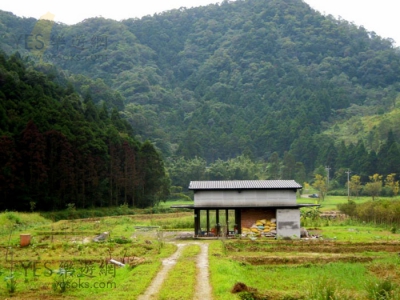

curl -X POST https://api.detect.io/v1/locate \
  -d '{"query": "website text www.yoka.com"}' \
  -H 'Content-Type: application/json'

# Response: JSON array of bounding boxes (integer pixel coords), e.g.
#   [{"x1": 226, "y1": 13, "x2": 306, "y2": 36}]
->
[{"x1": 28, "y1": 279, "x2": 117, "y2": 290}]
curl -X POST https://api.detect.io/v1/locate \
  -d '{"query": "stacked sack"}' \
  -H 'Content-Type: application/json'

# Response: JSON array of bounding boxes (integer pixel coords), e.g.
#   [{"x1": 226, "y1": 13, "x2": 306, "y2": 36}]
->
[{"x1": 242, "y1": 218, "x2": 277, "y2": 237}]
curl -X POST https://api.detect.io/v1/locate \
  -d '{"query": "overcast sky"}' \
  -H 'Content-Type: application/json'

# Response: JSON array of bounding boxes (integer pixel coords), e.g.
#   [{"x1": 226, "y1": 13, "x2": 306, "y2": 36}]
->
[{"x1": 1, "y1": 0, "x2": 398, "y2": 44}]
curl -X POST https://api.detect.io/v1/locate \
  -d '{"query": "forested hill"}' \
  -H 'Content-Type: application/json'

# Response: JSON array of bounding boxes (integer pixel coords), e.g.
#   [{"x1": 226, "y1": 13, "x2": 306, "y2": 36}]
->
[
  {"x1": 0, "y1": 52, "x2": 170, "y2": 211},
  {"x1": 1, "y1": 0, "x2": 400, "y2": 186},
  {"x1": 123, "y1": 0, "x2": 400, "y2": 164}
]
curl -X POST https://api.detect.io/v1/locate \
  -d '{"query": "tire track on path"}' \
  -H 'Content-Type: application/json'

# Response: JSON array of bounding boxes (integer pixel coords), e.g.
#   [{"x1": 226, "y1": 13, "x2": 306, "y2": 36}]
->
[
  {"x1": 138, "y1": 243, "x2": 186, "y2": 300},
  {"x1": 194, "y1": 243, "x2": 212, "y2": 300},
  {"x1": 137, "y1": 241, "x2": 213, "y2": 300}
]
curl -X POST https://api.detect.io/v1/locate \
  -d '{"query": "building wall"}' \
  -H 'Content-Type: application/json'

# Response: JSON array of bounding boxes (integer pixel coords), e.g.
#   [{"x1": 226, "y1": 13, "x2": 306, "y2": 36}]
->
[
  {"x1": 194, "y1": 190, "x2": 297, "y2": 207},
  {"x1": 276, "y1": 209, "x2": 300, "y2": 238},
  {"x1": 240, "y1": 208, "x2": 275, "y2": 228}
]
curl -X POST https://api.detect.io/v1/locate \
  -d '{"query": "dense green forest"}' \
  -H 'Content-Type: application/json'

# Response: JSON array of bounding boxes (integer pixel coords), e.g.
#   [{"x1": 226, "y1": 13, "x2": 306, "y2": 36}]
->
[
  {"x1": 1, "y1": 0, "x2": 400, "y2": 199},
  {"x1": 0, "y1": 52, "x2": 169, "y2": 210}
]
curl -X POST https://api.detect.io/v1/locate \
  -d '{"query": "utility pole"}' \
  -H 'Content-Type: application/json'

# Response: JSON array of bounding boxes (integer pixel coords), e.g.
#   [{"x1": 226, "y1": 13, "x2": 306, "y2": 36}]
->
[
  {"x1": 345, "y1": 169, "x2": 351, "y2": 202},
  {"x1": 325, "y1": 166, "x2": 330, "y2": 193},
  {"x1": 325, "y1": 166, "x2": 331, "y2": 200}
]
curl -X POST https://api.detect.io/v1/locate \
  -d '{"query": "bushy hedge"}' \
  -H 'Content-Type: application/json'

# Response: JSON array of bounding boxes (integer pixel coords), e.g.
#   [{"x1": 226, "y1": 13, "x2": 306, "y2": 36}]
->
[
  {"x1": 327, "y1": 189, "x2": 348, "y2": 196},
  {"x1": 40, "y1": 205, "x2": 191, "y2": 221},
  {"x1": 338, "y1": 200, "x2": 400, "y2": 226},
  {"x1": 40, "y1": 205, "x2": 136, "y2": 221}
]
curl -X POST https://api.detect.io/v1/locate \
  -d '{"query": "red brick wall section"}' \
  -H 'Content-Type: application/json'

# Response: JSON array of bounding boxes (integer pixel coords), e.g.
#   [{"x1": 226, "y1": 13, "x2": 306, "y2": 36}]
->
[{"x1": 241, "y1": 209, "x2": 276, "y2": 228}]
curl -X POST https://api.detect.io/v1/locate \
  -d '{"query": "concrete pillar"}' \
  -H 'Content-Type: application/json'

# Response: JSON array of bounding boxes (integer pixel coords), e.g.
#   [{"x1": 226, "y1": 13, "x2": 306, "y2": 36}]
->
[{"x1": 194, "y1": 209, "x2": 200, "y2": 237}]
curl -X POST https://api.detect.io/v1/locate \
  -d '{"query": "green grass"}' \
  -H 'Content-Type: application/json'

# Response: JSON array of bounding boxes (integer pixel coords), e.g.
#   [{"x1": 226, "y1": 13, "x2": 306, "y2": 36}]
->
[
  {"x1": 0, "y1": 238, "x2": 177, "y2": 299},
  {"x1": 298, "y1": 195, "x2": 400, "y2": 212},
  {"x1": 2, "y1": 204, "x2": 400, "y2": 299},
  {"x1": 0, "y1": 212, "x2": 50, "y2": 231},
  {"x1": 75, "y1": 243, "x2": 177, "y2": 300},
  {"x1": 209, "y1": 242, "x2": 242, "y2": 300},
  {"x1": 209, "y1": 240, "x2": 400, "y2": 299},
  {"x1": 311, "y1": 225, "x2": 400, "y2": 242},
  {"x1": 0, "y1": 211, "x2": 182, "y2": 299},
  {"x1": 157, "y1": 244, "x2": 200, "y2": 300},
  {"x1": 158, "y1": 199, "x2": 194, "y2": 208}
]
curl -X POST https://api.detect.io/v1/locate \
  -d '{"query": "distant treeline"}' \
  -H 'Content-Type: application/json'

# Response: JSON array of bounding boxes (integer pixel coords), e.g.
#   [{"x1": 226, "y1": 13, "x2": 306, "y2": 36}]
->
[{"x1": 167, "y1": 129, "x2": 400, "y2": 189}]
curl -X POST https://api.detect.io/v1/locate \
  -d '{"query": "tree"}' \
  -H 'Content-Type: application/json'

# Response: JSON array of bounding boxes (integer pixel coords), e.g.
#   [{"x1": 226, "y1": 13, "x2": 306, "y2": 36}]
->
[
  {"x1": 109, "y1": 143, "x2": 123, "y2": 206},
  {"x1": 0, "y1": 136, "x2": 17, "y2": 209},
  {"x1": 138, "y1": 141, "x2": 170, "y2": 208},
  {"x1": 294, "y1": 162, "x2": 306, "y2": 186},
  {"x1": 364, "y1": 174, "x2": 383, "y2": 201},
  {"x1": 351, "y1": 141, "x2": 369, "y2": 178},
  {"x1": 378, "y1": 130, "x2": 396, "y2": 175},
  {"x1": 267, "y1": 152, "x2": 280, "y2": 179},
  {"x1": 168, "y1": 156, "x2": 207, "y2": 189},
  {"x1": 18, "y1": 120, "x2": 47, "y2": 209},
  {"x1": 385, "y1": 173, "x2": 399, "y2": 197},
  {"x1": 312, "y1": 174, "x2": 327, "y2": 202},
  {"x1": 281, "y1": 151, "x2": 295, "y2": 179},
  {"x1": 349, "y1": 175, "x2": 362, "y2": 198},
  {"x1": 290, "y1": 128, "x2": 318, "y2": 174},
  {"x1": 44, "y1": 130, "x2": 75, "y2": 209},
  {"x1": 122, "y1": 141, "x2": 139, "y2": 207}
]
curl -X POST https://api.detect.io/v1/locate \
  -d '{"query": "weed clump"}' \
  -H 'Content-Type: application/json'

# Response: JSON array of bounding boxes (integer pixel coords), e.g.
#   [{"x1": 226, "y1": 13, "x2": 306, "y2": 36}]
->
[
  {"x1": 232, "y1": 282, "x2": 252, "y2": 293},
  {"x1": 231, "y1": 282, "x2": 272, "y2": 300},
  {"x1": 366, "y1": 278, "x2": 399, "y2": 300}
]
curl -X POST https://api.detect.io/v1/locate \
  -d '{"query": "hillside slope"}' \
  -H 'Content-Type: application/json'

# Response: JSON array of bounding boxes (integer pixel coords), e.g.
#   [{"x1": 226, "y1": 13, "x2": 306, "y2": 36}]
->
[{"x1": 1, "y1": 0, "x2": 400, "y2": 178}]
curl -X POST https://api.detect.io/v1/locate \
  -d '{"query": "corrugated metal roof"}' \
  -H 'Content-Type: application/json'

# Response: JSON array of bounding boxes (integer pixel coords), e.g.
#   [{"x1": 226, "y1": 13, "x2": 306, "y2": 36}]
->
[
  {"x1": 171, "y1": 203, "x2": 318, "y2": 209},
  {"x1": 188, "y1": 180, "x2": 302, "y2": 190}
]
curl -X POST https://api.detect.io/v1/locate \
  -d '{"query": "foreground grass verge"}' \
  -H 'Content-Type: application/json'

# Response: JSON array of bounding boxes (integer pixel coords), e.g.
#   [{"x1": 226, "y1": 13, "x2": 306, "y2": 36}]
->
[
  {"x1": 0, "y1": 210, "x2": 178, "y2": 300},
  {"x1": 82, "y1": 243, "x2": 177, "y2": 300},
  {"x1": 0, "y1": 242, "x2": 177, "y2": 299},
  {"x1": 209, "y1": 239, "x2": 400, "y2": 299},
  {"x1": 2, "y1": 207, "x2": 400, "y2": 299},
  {"x1": 0, "y1": 211, "x2": 50, "y2": 233}
]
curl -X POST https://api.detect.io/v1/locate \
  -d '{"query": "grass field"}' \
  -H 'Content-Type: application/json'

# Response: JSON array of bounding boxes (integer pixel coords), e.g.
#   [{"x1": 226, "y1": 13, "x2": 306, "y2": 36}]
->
[
  {"x1": 210, "y1": 238, "x2": 400, "y2": 299},
  {"x1": 1, "y1": 197, "x2": 400, "y2": 299},
  {"x1": 299, "y1": 194, "x2": 400, "y2": 211}
]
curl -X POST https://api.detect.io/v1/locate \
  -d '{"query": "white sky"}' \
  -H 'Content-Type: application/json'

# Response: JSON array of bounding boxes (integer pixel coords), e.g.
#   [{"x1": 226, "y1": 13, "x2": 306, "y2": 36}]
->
[{"x1": 1, "y1": 0, "x2": 398, "y2": 44}]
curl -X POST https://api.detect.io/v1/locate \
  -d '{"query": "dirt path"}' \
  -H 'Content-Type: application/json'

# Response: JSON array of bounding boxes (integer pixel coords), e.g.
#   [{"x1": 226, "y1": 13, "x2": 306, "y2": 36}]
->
[
  {"x1": 194, "y1": 243, "x2": 212, "y2": 300},
  {"x1": 138, "y1": 243, "x2": 186, "y2": 300},
  {"x1": 138, "y1": 242, "x2": 212, "y2": 300}
]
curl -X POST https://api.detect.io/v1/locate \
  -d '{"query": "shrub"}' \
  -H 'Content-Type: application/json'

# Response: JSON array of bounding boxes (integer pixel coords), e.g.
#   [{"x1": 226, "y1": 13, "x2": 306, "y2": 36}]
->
[
  {"x1": 381, "y1": 187, "x2": 394, "y2": 197},
  {"x1": 337, "y1": 200, "x2": 357, "y2": 217},
  {"x1": 5, "y1": 212, "x2": 21, "y2": 224},
  {"x1": 365, "y1": 278, "x2": 399, "y2": 300},
  {"x1": 307, "y1": 277, "x2": 352, "y2": 300},
  {"x1": 328, "y1": 189, "x2": 348, "y2": 196},
  {"x1": 111, "y1": 237, "x2": 131, "y2": 244}
]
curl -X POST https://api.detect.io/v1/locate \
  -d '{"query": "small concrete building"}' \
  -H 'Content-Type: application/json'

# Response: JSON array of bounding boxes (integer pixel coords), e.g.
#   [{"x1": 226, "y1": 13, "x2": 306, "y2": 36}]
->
[{"x1": 173, "y1": 180, "x2": 316, "y2": 238}]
